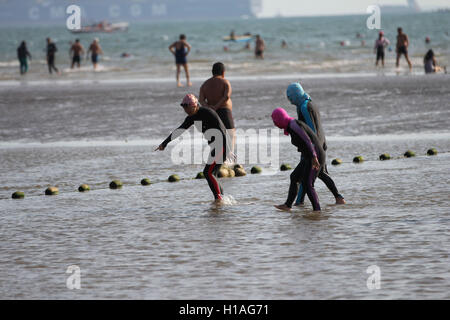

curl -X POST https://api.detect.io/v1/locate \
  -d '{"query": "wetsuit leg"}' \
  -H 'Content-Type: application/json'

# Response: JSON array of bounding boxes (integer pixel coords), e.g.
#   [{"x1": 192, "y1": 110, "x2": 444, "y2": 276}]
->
[
  {"x1": 302, "y1": 160, "x2": 321, "y2": 211},
  {"x1": 296, "y1": 164, "x2": 344, "y2": 203},
  {"x1": 285, "y1": 159, "x2": 307, "y2": 207},
  {"x1": 318, "y1": 165, "x2": 343, "y2": 199},
  {"x1": 294, "y1": 156, "x2": 306, "y2": 205},
  {"x1": 203, "y1": 163, "x2": 223, "y2": 200},
  {"x1": 203, "y1": 146, "x2": 224, "y2": 200}
]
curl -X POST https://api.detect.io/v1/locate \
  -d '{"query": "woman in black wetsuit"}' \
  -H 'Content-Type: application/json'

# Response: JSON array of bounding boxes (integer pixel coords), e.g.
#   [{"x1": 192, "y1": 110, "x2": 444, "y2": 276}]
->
[
  {"x1": 17, "y1": 41, "x2": 32, "y2": 75},
  {"x1": 156, "y1": 94, "x2": 231, "y2": 203},
  {"x1": 169, "y1": 34, "x2": 192, "y2": 87}
]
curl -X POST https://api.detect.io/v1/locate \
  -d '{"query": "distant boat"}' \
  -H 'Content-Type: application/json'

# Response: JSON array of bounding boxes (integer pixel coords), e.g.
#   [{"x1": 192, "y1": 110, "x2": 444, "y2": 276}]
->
[{"x1": 71, "y1": 21, "x2": 129, "y2": 33}]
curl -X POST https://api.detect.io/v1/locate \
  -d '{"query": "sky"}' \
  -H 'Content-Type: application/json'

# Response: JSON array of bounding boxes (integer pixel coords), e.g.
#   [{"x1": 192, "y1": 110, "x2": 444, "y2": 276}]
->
[{"x1": 259, "y1": 0, "x2": 450, "y2": 17}]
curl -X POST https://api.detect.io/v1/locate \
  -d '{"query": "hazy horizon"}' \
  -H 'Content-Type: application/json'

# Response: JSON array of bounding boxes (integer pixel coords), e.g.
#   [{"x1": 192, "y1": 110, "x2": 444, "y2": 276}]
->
[{"x1": 260, "y1": 0, "x2": 450, "y2": 17}]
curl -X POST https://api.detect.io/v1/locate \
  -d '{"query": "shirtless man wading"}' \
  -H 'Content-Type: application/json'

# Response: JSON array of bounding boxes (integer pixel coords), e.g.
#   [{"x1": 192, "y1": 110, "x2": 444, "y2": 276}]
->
[
  {"x1": 396, "y1": 27, "x2": 412, "y2": 70},
  {"x1": 199, "y1": 62, "x2": 236, "y2": 156}
]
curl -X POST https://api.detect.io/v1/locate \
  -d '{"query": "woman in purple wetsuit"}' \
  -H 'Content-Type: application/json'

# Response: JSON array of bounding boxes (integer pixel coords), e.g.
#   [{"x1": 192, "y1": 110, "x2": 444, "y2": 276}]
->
[{"x1": 272, "y1": 108, "x2": 324, "y2": 212}]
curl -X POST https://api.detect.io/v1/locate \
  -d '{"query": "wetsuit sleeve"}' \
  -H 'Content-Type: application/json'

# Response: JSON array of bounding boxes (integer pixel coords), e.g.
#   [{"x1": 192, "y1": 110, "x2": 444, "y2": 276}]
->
[
  {"x1": 289, "y1": 120, "x2": 317, "y2": 159},
  {"x1": 161, "y1": 116, "x2": 194, "y2": 148},
  {"x1": 309, "y1": 104, "x2": 327, "y2": 151}
]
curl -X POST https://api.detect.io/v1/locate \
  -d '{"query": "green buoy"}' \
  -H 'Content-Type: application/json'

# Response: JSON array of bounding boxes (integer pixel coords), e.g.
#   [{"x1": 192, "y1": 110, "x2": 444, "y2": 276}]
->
[
  {"x1": 195, "y1": 172, "x2": 205, "y2": 179},
  {"x1": 353, "y1": 156, "x2": 364, "y2": 163},
  {"x1": 404, "y1": 150, "x2": 415, "y2": 158},
  {"x1": 251, "y1": 166, "x2": 262, "y2": 174},
  {"x1": 168, "y1": 174, "x2": 180, "y2": 182},
  {"x1": 45, "y1": 187, "x2": 59, "y2": 195},
  {"x1": 78, "y1": 184, "x2": 90, "y2": 192},
  {"x1": 12, "y1": 191, "x2": 25, "y2": 199},
  {"x1": 141, "y1": 178, "x2": 151, "y2": 186},
  {"x1": 427, "y1": 148, "x2": 437, "y2": 156},
  {"x1": 379, "y1": 153, "x2": 391, "y2": 161},
  {"x1": 280, "y1": 164, "x2": 292, "y2": 171},
  {"x1": 331, "y1": 158, "x2": 342, "y2": 165},
  {"x1": 109, "y1": 180, "x2": 123, "y2": 189},
  {"x1": 234, "y1": 168, "x2": 246, "y2": 177}
]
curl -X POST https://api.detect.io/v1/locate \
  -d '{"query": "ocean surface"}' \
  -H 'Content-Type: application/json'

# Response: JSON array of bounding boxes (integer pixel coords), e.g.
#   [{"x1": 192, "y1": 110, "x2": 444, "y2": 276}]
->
[
  {"x1": 0, "y1": 12, "x2": 449, "y2": 81},
  {"x1": 0, "y1": 14, "x2": 450, "y2": 300}
]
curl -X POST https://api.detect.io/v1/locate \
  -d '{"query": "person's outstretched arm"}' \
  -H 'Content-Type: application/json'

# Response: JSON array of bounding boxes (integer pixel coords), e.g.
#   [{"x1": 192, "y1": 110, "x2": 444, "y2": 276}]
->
[{"x1": 155, "y1": 117, "x2": 194, "y2": 151}]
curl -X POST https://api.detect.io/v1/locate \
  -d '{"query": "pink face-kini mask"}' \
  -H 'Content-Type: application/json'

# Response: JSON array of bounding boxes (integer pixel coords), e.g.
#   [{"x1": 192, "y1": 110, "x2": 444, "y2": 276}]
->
[{"x1": 272, "y1": 107, "x2": 293, "y2": 135}]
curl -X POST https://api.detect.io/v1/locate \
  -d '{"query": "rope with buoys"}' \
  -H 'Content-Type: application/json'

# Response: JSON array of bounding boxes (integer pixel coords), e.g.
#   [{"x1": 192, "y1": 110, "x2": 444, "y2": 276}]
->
[{"x1": 8, "y1": 148, "x2": 443, "y2": 199}]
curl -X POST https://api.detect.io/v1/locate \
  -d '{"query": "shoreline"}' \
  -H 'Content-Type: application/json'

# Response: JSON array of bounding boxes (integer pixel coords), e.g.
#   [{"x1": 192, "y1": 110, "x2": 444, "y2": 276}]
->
[{"x1": 0, "y1": 71, "x2": 447, "y2": 87}]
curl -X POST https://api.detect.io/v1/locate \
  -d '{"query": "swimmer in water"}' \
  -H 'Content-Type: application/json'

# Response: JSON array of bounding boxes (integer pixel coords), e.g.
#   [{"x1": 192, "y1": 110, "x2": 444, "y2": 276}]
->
[
  {"x1": 254, "y1": 35, "x2": 265, "y2": 59},
  {"x1": 87, "y1": 38, "x2": 103, "y2": 70},
  {"x1": 286, "y1": 82, "x2": 345, "y2": 205},
  {"x1": 69, "y1": 39, "x2": 84, "y2": 69},
  {"x1": 374, "y1": 31, "x2": 390, "y2": 67},
  {"x1": 155, "y1": 94, "x2": 232, "y2": 203},
  {"x1": 424, "y1": 49, "x2": 445, "y2": 74},
  {"x1": 169, "y1": 34, "x2": 192, "y2": 87},
  {"x1": 272, "y1": 108, "x2": 324, "y2": 212},
  {"x1": 396, "y1": 27, "x2": 412, "y2": 70},
  {"x1": 17, "y1": 41, "x2": 32, "y2": 75},
  {"x1": 46, "y1": 38, "x2": 59, "y2": 74}
]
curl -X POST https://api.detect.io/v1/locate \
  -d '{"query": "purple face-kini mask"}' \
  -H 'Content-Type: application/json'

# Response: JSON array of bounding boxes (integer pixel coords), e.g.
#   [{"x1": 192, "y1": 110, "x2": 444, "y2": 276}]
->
[{"x1": 271, "y1": 107, "x2": 294, "y2": 136}]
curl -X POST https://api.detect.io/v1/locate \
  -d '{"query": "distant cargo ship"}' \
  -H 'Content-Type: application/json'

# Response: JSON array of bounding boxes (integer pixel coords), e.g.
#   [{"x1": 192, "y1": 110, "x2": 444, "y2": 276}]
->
[
  {"x1": 0, "y1": 0, "x2": 263, "y2": 25},
  {"x1": 380, "y1": 0, "x2": 421, "y2": 14}
]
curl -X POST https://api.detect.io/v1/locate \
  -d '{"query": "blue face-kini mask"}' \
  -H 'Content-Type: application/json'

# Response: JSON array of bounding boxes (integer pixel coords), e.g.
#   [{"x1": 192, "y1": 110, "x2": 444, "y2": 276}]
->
[{"x1": 286, "y1": 83, "x2": 314, "y2": 133}]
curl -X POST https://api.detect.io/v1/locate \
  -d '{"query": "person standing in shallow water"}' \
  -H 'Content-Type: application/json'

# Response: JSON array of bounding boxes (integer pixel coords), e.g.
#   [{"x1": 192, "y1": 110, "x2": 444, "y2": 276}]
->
[
  {"x1": 272, "y1": 107, "x2": 323, "y2": 212},
  {"x1": 87, "y1": 38, "x2": 103, "y2": 70},
  {"x1": 46, "y1": 38, "x2": 59, "y2": 74},
  {"x1": 286, "y1": 82, "x2": 345, "y2": 205},
  {"x1": 17, "y1": 41, "x2": 32, "y2": 75},
  {"x1": 70, "y1": 39, "x2": 84, "y2": 69},
  {"x1": 169, "y1": 34, "x2": 192, "y2": 87},
  {"x1": 374, "y1": 31, "x2": 390, "y2": 67},
  {"x1": 396, "y1": 27, "x2": 412, "y2": 70},
  {"x1": 155, "y1": 94, "x2": 231, "y2": 203},
  {"x1": 199, "y1": 62, "x2": 236, "y2": 156},
  {"x1": 254, "y1": 35, "x2": 265, "y2": 59}
]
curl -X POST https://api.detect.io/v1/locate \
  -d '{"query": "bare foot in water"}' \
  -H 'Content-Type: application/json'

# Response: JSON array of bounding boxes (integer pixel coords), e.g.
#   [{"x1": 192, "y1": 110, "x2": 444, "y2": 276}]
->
[
  {"x1": 177, "y1": 82, "x2": 184, "y2": 87},
  {"x1": 187, "y1": 82, "x2": 193, "y2": 87},
  {"x1": 335, "y1": 196, "x2": 346, "y2": 204},
  {"x1": 214, "y1": 198, "x2": 224, "y2": 205},
  {"x1": 274, "y1": 204, "x2": 291, "y2": 212}
]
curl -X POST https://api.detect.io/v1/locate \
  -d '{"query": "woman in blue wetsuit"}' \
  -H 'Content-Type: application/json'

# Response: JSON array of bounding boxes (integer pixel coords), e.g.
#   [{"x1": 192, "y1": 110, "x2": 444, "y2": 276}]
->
[
  {"x1": 169, "y1": 34, "x2": 192, "y2": 87},
  {"x1": 272, "y1": 107, "x2": 324, "y2": 212},
  {"x1": 286, "y1": 82, "x2": 345, "y2": 205}
]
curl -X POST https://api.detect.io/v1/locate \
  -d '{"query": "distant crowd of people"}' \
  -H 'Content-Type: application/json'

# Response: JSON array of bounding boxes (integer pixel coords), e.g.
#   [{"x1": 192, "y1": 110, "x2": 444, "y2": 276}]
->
[
  {"x1": 16, "y1": 37, "x2": 104, "y2": 75},
  {"x1": 16, "y1": 27, "x2": 446, "y2": 80},
  {"x1": 372, "y1": 27, "x2": 446, "y2": 74}
]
